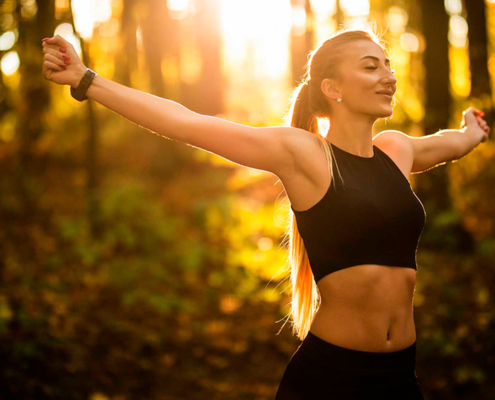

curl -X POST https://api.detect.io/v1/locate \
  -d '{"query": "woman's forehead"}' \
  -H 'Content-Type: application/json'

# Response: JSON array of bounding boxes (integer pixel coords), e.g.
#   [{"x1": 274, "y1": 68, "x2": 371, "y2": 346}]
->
[{"x1": 341, "y1": 41, "x2": 386, "y2": 64}]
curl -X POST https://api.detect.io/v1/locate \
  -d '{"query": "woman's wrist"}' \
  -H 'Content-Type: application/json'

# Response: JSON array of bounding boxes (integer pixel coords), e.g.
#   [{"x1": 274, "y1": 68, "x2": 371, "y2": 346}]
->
[{"x1": 70, "y1": 65, "x2": 89, "y2": 89}]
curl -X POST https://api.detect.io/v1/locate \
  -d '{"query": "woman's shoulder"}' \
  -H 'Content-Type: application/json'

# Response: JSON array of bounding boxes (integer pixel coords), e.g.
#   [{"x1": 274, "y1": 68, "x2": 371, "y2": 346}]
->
[{"x1": 373, "y1": 130, "x2": 413, "y2": 181}]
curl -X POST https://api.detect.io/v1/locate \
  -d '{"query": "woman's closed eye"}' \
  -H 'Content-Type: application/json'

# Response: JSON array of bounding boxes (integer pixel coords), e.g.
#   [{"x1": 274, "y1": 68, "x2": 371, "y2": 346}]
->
[{"x1": 365, "y1": 66, "x2": 395, "y2": 74}]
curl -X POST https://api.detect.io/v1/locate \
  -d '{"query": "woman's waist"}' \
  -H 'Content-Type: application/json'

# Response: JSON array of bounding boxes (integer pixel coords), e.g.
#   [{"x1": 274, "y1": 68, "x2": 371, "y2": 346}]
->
[
  {"x1": 310, "y1": 304, "x2": 416, "y2": 352},
  {"x1": 317, "y1": 264, "x2": 417, "y2": 310}
]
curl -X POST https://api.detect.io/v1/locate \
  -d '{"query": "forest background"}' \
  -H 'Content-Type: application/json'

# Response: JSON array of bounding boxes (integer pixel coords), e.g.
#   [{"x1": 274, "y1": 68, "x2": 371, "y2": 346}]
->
[{"x1": 0, "y1": 0, "x2": 494, "y2": 399}]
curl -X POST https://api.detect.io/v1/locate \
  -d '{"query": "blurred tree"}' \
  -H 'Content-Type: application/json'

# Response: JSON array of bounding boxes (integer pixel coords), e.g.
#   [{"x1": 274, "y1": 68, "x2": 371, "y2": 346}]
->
[
  {"x1": 415, "y1": 0, "x2": 474, "y2": 253},
  {"x1": 418, "y1": 0, "x2": 451, "y2": 208},
  {"x1": 140, "y1": 0, "x2": 168, "y2": 99},
  {"x1": 290, "y1": 0, "x2": 314, "y2": 85},
  {"x1": 192, "y1": 0, "x2": 224, "y2": 116},
  {"x1": 15, "y1": 0, "x2": 54, "y2": 219},
  {"x1": 464, "y1": 0, "x2": 492, "y2": 117},
  {"x1": 67, "y1": 1, "x2": 102, "y2": 239},
  {"x1": 114, "y1": 0, "x2": 140, "y2": 88}
]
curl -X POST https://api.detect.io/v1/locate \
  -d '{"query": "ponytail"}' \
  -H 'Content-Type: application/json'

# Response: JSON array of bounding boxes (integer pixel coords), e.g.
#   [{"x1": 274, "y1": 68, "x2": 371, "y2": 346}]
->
[{"x1": 277, "y1": 79, "x2": 338, "y2": 341}]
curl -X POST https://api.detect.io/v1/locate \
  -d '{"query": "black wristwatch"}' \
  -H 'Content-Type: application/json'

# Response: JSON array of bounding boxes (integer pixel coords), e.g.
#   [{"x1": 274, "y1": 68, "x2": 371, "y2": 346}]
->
[{"x1": 70, "y1": 68, "x2": 97, "y2": 102}]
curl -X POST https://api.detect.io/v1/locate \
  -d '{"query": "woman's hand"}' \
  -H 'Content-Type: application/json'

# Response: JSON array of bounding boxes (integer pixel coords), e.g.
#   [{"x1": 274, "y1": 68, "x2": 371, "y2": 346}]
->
[
  {"x1": 460, "y1": 106, "x2": 490, "y2": 145},
  {"x1": 42, "y1": 34, "x2": 87, "y2": 88}
]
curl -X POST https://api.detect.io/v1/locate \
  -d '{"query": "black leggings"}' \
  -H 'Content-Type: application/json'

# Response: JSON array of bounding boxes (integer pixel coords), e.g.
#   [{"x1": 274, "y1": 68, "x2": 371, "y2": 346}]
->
[{"x1": 275, "y1": 331, "x2": 426, "y2": 400}]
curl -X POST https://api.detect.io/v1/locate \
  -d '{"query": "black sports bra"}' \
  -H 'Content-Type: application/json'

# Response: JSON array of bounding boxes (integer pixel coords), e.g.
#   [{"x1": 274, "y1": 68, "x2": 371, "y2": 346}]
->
[{"x1": 291, "y1": 140, "x2": 426, "y2": 284}]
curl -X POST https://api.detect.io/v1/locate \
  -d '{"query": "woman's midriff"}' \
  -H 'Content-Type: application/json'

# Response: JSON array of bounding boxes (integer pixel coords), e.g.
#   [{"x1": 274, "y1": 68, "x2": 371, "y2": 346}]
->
[{"x1": 309, "y1": 264, "x2": 417, "y2": 353}]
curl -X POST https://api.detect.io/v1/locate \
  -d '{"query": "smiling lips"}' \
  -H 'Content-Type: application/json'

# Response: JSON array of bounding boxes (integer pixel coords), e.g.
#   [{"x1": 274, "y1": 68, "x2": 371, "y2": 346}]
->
[{"x1": 376, "y1": 89, "x2": 394, "y2": 100}]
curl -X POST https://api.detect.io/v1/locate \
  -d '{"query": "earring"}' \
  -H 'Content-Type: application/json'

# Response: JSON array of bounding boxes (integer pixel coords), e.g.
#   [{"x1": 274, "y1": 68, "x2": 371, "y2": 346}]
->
[{"x1": 337, "y1": 97, "x2": 342, "y2": 103}]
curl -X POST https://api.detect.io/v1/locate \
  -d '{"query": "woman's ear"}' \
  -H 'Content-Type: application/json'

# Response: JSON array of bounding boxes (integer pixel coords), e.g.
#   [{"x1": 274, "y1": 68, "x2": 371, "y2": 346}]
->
[{"x1": 321, "y1": 78, "x2": 341, "y2": 102}]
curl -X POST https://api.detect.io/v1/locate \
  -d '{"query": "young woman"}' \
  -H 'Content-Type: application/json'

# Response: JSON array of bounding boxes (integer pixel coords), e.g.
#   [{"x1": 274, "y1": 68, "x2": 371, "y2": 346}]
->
[{"x1": 42, "y1": 27, "x2": 489, "y2": 399}]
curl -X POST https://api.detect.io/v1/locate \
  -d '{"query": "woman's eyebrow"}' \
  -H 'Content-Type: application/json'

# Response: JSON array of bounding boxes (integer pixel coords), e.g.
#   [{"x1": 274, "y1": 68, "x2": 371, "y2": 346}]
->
[{"x1": 359, "y1": 55, "x2": 390, "y2": 65}]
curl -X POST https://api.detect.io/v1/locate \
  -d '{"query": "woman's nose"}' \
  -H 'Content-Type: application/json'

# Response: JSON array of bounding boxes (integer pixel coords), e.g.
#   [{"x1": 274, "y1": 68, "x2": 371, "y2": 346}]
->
[{"x1": 386, "y1": 70, "x2": 397, "y2": 84}]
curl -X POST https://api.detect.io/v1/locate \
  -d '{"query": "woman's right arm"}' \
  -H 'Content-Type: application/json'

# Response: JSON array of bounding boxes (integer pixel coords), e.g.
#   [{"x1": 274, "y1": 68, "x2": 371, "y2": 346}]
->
[
  {"x1": 78, "y1": 71, "x2": 307, "y2": 178},
  {"x1": 42, "y1": 35, "x2": 308, "y2": 181}
]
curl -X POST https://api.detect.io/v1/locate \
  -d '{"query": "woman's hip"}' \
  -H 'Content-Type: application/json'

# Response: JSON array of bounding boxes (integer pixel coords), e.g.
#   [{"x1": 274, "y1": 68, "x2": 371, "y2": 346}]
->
[{"x1": 275, "y1": 331, "x2": 425, "y2": 400}]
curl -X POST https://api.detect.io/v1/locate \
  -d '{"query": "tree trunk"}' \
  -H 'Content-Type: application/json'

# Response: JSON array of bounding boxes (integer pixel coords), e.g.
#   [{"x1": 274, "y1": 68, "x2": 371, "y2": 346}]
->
[
  {"x1": 173, "y1": 0, "x2": 224, "y2": 116},
  {"x1": 15, "y1": 0, "x2": 55, "y2": 221},
  {"x1": 464, "y1": 0, "x2": 492, "y2": 132},
  {"x1": 140, "y1": 0, "x2": 167, "y2": 99},
  {"x1": 290, "y1": 0, "x2": 314, "y2": 85},
  {"x1": 416, "y1": 0, "x2": 474, "y2": 253},
  {"x1": 68, "y1": 2, "x2": 102, "y2": 239},
  {"x1": 192, "y1": 0, "x2": 224, "y2": 116},
  {"x1": 114, "y1": 0, "x2": 140, "y2": 87}
]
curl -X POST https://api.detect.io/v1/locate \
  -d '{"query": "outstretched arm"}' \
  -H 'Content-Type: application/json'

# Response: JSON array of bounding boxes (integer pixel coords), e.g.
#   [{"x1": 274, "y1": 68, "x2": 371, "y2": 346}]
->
[
  {"x1": 42, "y1": 35, "x2": 302, "y2": 179},
  {"x1": 374, "y1": 107, "x2": 490, "y2": 174}
]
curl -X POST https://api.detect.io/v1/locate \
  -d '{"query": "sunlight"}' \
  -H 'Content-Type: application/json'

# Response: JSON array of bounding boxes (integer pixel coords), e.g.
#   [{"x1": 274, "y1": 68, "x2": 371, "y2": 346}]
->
[
  {"x1": 400, "y1": 33, "x2": 420, "y2": 53},
  {"x1": 221, "y1": 0, "x2": 292, "y2": 41},
  {"x1": 71, "y1": 0, "x2": 112, "y2": 39},
  {"x1": 340, "y1": 0, "x2": 370, "y2": 17},
  {"x1": 450, "y1": 45, "x2": 470, "y2": 97},
  {"x1": 0, "y1": 31, "x2": 16, "y2": 51},
  {"x1": 449, "y1": 15, "x2": 468, "y2": 47},
  {"x1": 167, "y1": 0, "x2": 189, "y2": 12},
  {"x1": 311, "y1": 0, "x2": 337, "y2": 45},
  {"x1": 291, "y1": 4, "x2": 306, "y2": 36},
  {"x1": 0, "y1": 51, "x2": 19, "y2": 76},
  {"x1": 220, "y1": 0, "x2": 292, "y2": 78},
  {"x1": 386, "y1": 6, "x2": 408, "y2": 33},
  {"x1": 445, "y1": 0, "x2": 462, "y2": 15},
  {"x1": 167, "y1": 0, "x2": 191, "y2": 20},
  {"x1": 310, "y1": 0, "x2": 337, "y2": 21}
]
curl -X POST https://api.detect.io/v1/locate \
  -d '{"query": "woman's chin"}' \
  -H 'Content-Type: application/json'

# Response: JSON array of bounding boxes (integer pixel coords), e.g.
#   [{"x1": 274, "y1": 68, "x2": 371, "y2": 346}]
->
[{"x1": 377, "y1": 107, "x2": 394, "y2": 118}]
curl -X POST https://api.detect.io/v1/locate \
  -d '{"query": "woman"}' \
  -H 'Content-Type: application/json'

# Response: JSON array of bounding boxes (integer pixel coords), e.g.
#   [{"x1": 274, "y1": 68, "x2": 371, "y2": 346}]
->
[{"x1": 42, "y1": 27, "x2": 489, "y2": 399}]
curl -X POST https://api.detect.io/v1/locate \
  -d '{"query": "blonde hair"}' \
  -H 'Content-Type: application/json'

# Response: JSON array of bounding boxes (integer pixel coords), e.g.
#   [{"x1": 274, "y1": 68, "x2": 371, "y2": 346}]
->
[{"x1": 276, "y1": 25, "x2": 388, "y2": 341}]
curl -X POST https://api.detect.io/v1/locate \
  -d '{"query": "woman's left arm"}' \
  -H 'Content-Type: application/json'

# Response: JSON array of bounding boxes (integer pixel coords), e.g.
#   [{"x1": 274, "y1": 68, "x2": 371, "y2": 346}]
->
[
  {"x1": 415, "y1": 109, "x2": 488, "y2": 164},
  {"x1": 376, "y1": 107, "x2": 490, "y2": 174}
]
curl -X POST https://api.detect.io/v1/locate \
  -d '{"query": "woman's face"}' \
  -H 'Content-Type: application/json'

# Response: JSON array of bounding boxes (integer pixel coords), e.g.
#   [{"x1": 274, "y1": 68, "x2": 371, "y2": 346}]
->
[{"x1": 325, "y1": 40, "x2": 397, "y2": 118}]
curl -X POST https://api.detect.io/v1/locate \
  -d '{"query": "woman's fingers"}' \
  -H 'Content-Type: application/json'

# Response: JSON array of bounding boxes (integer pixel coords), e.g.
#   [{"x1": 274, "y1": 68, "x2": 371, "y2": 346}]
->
[
  {"x1": 44, "y1": 52, "x2": 66, "y2": 68},
  {"x1": 468, "y1": 106, "x2": 484, "y2": 116},
  {"x1": 44, "y1": 59, "x2": 65, "y2": 71},
  {"x1": 463, "y1": 109, "x2": 491, "y2": 138},
  {"x1": 477, "y1": 117, "x2": 490, "y2": 134},
  {"x1": 43, "y1": 43, "x2": 68, "y2": 58},
  {"x1": 43, "y1": 46, "x2": 65, "y2": 58},
  {"x1": 463, "y1": 107, "x2": 485, "y2": 121},
  {"x1": 42, "y1": 45, "x2": 71, "y2": 72},
  {"x1": 43, "y1": 45, "x2": 63, "y2": 59},
  {"x1": 42, "y1": 35, "x2": 72, "y2": 58},
  {"x1": 43, "y1": 34, "x2": 71, "y2": 49},
  {"x1": 42, "y1": 41, "x2": 67, "y2": 57},
  {"x1": 476, "y1": 118, "x2": 490, "y2": 132}
]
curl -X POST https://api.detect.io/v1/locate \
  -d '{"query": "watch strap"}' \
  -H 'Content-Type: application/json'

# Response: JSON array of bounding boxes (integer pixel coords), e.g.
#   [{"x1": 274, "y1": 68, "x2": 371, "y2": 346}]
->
[{"x1": 70, "y1": 68, "x2": 97, "y2": 102}]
